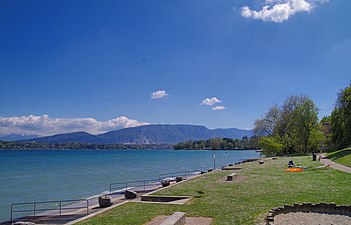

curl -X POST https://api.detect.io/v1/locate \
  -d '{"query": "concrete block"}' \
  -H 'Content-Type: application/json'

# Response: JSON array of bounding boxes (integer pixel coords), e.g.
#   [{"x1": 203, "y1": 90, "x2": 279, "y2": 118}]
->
[
  {"x1": 226, "y1": 172, "x2": 237, "y2": 181},
  {"x1": 160, "y1": 212, "x2": 186, "y2": 225}
]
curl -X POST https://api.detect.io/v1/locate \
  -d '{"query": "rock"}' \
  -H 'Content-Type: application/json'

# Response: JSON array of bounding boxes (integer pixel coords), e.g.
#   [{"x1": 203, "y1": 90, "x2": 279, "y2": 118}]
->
[
  {"x1": 125, "y1": 190, "x2": 137, "y2": 199},
  {"x1": 98, "y1": 195, "x2": 112, "y2": 207},
  {"x1": 161, "y1": 179, "x2": 170, "y2": 187},
  {"x1": 175, "y1": 176, "x2": 183, "y2": 182}
]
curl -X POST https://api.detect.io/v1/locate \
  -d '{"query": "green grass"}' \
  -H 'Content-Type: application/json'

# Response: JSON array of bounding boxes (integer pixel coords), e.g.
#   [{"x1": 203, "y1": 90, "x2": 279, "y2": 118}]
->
[
  {"x1": 326, "y1": 148, "x2": 351, "y2": 167},
  {"x1": 79, "y1": 156, "x2": 351, "y2": 225}
]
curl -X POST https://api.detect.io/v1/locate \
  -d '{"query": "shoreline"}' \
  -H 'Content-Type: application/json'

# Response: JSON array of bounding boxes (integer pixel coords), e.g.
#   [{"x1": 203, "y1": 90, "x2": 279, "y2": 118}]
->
[
  {"x1": 0, "y1": 150, "x2": 261, "y2": 223},
  {"x1": 0, "y1": 148, "x2": 259, "y2": 151},
  {"x1": 5, "y1": 171, "x2": 205, "y2": 225}
]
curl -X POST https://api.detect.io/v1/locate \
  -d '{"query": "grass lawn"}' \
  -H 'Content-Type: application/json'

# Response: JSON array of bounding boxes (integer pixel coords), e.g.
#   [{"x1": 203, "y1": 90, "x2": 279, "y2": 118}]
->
[
  {"x1": 326, "y1": 148, "x2": 351, "y2": 167},
  {"x1": 79, "y1": 156, "x2": 351, "y2": 225}
]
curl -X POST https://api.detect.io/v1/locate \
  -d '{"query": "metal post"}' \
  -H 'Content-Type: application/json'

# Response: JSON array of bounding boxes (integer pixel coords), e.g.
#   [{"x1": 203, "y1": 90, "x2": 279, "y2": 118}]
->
[
  {"x1": 86, "y1": 200, "x2": 89, "y2": 215},
  {"x1": 213, "y1": 154, "x2": 216, "y2": 170},
  {"x1": 33, "y1": 203, "x2": 36, "y2": 219},
  {"x1": 10, "y1": 204, "x2": 13, "y2": 222},
  {"x1": 59, "y1": 202, "x2": 62, "y2": 219}
]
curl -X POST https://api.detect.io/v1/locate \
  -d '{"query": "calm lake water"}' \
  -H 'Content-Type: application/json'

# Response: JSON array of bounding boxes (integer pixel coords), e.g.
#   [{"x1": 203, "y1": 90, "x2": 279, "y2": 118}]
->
[{"x1": 0, "y1": 149, "x2": 260, "y2": 222}]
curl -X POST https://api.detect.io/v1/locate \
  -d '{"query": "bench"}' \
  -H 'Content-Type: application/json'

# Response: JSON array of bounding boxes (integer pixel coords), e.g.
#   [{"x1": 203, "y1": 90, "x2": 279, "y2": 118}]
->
[
  {"x1": 160, "y1": 212, "x2": 186, "y2": 225},
  {"x1": 226, "y1": 172, "x2": 237, "y2": 181}
]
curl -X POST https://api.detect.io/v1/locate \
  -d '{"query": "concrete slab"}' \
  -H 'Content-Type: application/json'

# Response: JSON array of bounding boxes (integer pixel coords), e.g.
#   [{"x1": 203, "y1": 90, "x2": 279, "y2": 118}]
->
[{"x1": 145, "y1": 216, "x2": 212, "y2": 225}]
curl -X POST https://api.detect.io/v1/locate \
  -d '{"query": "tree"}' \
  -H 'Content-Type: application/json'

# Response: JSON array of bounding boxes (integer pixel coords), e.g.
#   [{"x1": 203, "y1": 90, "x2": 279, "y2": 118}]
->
[
  {"x1": 258, "y1": 136, "x2": 284, "y2": 156},
  {"x1": 320, "y1": 116, "x2": 333, "y2": 151},
  {"x1": 331, "y1": 83, "x2": 351, "y2": 148},
  {"x1": 209, "y1": 138, "x2": 221, "y2": 150},
  {"x1": 255, "y1": 95, "x2": 322, "y2": 155},
  {"x1": 254, "y1": 105, "x2": 280, "y2": 136},
  {"x1": 293, "y1": 97, "x2": 320, "y2": 153}
]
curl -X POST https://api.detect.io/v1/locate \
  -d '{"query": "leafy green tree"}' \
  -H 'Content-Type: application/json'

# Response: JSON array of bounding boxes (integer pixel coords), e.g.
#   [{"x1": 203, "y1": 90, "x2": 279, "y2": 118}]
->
[
  {"x1": 226, "y1": 142, "x2": 234, "y2": 149},
  {"x1": 258, "y1": 136, "x2": 284, "y2": 156},
  {"x1": 293, "y1": 97, "x2": 320, "y2": 153},
  {"x1": 331, "y1": 83, "x2": 351, "y2": 148},
  {"x1": 198, "y1": 142, "x2": 205, "y2": 149},
  {"x1": 255, "y1": 95, "x2": 322, "y2": 155},
  {"x1": 209, "y1": 138, "x2": 221, "y2": 150}
]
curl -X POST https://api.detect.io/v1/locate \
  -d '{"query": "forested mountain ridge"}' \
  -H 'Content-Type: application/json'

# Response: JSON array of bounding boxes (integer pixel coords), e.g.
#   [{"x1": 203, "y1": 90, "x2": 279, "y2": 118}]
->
[{"x1": 20, "y1": 124, "x2": 253, "y2": 144}]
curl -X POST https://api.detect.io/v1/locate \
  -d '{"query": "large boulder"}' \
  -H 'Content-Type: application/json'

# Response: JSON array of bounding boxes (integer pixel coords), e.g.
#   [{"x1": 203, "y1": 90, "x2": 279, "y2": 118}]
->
[
  {"x1": 176, "y1": 176, "x2": 183, "y2": 183},
  {"x1": 161, "y1": 179, "x2": 170, "y2": 187},
  {"x1": 98, "y1": 195, "x2": 112, "y2": 207},
  {"x1": 125, "y1": 190, "x2": 137, "y2": 199}
]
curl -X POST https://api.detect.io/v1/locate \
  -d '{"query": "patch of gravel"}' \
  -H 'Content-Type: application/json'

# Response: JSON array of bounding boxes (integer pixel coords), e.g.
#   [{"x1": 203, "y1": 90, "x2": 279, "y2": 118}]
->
[{"x1": 274, "y1": 212, "x2": 351, "y2": 225}]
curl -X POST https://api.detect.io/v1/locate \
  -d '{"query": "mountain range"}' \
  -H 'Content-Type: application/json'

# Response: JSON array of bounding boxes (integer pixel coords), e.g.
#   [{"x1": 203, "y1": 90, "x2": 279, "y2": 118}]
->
[
  {"x1": 0, "y1": 134, "x2": 41, "y2": 141},
  {"x1": 16, "y1": 124, "x2": 254, "y2": 144}
]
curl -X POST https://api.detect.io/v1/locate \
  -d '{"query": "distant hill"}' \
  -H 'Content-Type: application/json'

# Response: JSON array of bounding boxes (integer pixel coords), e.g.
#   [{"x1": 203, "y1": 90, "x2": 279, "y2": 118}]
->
[
  {"x1": 24, "y1": 131, "x2": 104, "y2": 144},
  {"x1": 98, "y1": 124, "x2": 253, "y2": 144},
  {"x1": 0, "y1": 134, "x2": 41, "y2": 141},
  {"x1": 23, "y1": 124, "x2": 254, "y2": 144}
]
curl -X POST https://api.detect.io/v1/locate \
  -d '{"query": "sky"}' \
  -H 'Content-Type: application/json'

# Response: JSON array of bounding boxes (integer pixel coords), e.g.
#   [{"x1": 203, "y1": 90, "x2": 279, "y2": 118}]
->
[{"x1": 0, "y1": 0, "x2": 350, "y2": 136}]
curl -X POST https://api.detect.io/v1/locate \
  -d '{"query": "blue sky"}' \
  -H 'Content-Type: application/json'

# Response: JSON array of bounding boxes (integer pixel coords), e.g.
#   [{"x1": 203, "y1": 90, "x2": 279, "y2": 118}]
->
[{"x1": 0, "y1": 0, "x2": 350, "y2": 135}]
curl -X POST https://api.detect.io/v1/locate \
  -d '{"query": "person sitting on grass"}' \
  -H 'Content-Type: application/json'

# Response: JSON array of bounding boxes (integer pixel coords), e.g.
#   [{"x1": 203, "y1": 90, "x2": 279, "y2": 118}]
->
[
  {"x1": 288, "y1": 160, "x2": 307, "y2": 169},
  {"x1": 288, "y1": 160, "x2": 295, "y2": 168}
]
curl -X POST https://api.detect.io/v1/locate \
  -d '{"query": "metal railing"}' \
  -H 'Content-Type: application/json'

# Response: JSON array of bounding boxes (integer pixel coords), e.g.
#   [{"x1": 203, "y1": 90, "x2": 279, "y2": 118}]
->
[
  {"x1": 109, "y1": 170, "x2": 201, "y2": 194},
  {"x1": 109, "y1": 179, "x2": 161, "y2": 194},
  {"x1": 10, "y1": 199, "x2": 89, "y2": 222},
  {"x1": 158, "y1": 170, "x2": 201, "y2": 181}
]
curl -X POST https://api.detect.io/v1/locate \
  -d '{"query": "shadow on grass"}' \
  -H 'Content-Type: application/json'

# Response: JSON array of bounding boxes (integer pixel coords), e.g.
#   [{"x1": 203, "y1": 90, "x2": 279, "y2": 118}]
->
[{"x1": 327, "y1": 149, "x2": 351, "y2": 161}]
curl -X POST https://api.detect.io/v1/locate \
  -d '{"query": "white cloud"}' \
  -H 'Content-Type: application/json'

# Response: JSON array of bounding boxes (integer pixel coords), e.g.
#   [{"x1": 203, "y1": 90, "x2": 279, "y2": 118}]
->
[
  {"x1": 212, "y1": 106, "x2": 226, "y2": 111},
  {"x1": 151, "y1": 90, "x2": 168, "y2": 99},
  {"x1": 0, "y1": 115, "x2": 150, "y2": 136},
  {"x1": 201, "y1": 97, "x2": 222, "y2": 106},
  {"x1": 241, "y1": 0, "x2": 329, "y2": 23}
]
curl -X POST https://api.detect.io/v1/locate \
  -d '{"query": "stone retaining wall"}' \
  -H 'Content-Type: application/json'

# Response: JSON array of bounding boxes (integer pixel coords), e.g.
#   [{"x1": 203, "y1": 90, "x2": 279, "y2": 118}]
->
[
  {"x1": 266, "y1": 203, "x2": 351, "y2": 225},
  {"x1": 141, "y1": 195, "x2": 190, "y2": 203}
]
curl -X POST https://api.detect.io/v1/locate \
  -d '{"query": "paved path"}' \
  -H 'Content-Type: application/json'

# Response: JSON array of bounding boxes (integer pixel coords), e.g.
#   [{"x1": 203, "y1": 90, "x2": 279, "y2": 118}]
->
[{"x1": 319, "y1": 154, "x2": 351, "y2": 174}]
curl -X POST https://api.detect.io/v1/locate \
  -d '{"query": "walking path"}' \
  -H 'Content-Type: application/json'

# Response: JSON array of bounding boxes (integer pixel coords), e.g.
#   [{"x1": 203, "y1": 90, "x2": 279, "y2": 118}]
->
[{"x1": 319, "y1": 154, "x2": 351, "y2": 174}]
